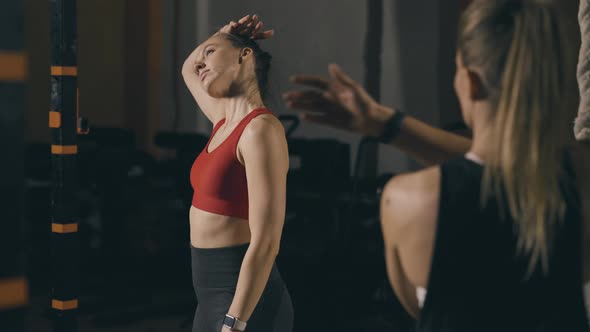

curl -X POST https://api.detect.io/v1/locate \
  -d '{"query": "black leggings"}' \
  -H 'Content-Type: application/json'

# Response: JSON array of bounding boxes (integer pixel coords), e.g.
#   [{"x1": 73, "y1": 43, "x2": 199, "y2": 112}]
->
[{"x1": 191, "y1": 243, "x2": 294, "y2": 332}]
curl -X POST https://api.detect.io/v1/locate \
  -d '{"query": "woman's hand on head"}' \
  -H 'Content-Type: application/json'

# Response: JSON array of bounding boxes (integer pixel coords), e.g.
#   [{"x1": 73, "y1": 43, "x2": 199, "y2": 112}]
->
[
  {"x1": 219, "y1": 14, "x2": 274, "y2": 40},
  {"x1": 283, "y1": 64, "x2": 395, "y2": 137}
]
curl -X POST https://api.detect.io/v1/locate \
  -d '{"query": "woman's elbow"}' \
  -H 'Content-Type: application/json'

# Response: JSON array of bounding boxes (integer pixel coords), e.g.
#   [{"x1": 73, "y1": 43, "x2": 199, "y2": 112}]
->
[
  {"x1": 181, "y1": 66, "x2": 191, "y2": 79},
  {"x1": 250, "y1": 237, "x2": 281, "y2": 259},
  {"x1": 266, "y1": 239, "x2": 281, "y2": 258},
  {"x1": 181, "y1": 60, "x2": 194, "y2": 78}
]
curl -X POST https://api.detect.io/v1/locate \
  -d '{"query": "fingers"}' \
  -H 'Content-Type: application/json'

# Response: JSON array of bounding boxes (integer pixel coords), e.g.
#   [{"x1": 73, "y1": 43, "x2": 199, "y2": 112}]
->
[
  {"x1": 283, "y1": 90, "x2": 352, "y2": 130},
  {"x1": 253, "y1": 29, "x2": 275, "y2": 40},
  {"x1": 290, "y1": 66, "x2": 354, "y2": 90},
  {"x1": 224, "y1": 14, "x2": 274, "y2": 40},
  {"x1": 326, "y1": 79, "x2": 351, "y2": 103},
  {"x1": 251, "y1": 21, "x2": 263, "y2": 36},
  {"x1": 238, "y1": 15, "x2": 251, "y2": 24},
  {"x1": 225, "y1": 14, "x2": 255, "y2": 36},
  {"x1": 328, "y1": 63, "x2": 374, "y2": 102},
  {"x1": 289, "y1": 75, "x2": 330, "y2": 90},
  {"x1": 328, "y1": 63, "x2": 361, "y2": 90},
  {"x1": 219, "y1": 21, "x2": 236, "y2": 34},
  {"x1": 238, "y1": 14, "x2": 259, "y2": 35}
]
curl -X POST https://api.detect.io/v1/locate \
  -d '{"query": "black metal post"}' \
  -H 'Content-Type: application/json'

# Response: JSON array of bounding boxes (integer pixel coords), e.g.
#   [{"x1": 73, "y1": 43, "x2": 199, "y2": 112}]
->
[
  {"x1": 50, "y1": 0, "x2": 79, "y2": 331},
  {"x1": 356, "y1": 0, "x2": 383, "y2": 179}
]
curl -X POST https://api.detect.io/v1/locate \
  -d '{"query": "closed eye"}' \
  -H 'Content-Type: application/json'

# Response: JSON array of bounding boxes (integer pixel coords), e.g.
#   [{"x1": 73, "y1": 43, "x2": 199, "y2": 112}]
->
[{"x1": 205, "y1": 49, "x2": 215, "y2": 56}]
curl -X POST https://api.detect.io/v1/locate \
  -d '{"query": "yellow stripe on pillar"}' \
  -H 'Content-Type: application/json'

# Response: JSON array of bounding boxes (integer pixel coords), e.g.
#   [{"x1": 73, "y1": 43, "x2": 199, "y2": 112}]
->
[
  {"x1": 51, "y1": 299, "x2": 78, "y2": 310},
  {"x1": 51, "y1": 223, "x2": 78, "y2": 233},
  {"x1": 0, "y1": 277, "x2": 28, "y2": 310},
  {"x1": 50, "y1": 66, "x2": 77, "y2": 76},
  {"x1": 51, "y1": 145, "x2": 78, "y2": 155},
  {"x1": 49, "y1": 111, "x2": 61, "y2": 128}
]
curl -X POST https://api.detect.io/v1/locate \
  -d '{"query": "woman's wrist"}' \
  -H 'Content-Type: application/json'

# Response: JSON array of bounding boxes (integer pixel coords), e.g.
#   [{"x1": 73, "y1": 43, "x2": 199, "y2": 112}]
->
[
  {"x1": 368, "y1": 105, "x2": 396, "y2": 138},
  {"x1": 370, "y1": 105, "x2": 406, "y2": 144},
  {"x1": 223, "y1": 313, "x2": 247, "y2": 331},
  {"x1": 379, "y1": 110, "x2": 407, "y2": 143}
]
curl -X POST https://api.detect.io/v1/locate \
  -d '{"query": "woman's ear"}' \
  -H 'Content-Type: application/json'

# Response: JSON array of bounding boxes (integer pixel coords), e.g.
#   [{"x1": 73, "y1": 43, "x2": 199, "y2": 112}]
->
[
  {"x1": 239, "y1": 48, "x2": 253, "y2": 64},
  {"x1": 241, "y1": 47, "x2": 253, "y2": 59},
  {"x1": 467, "y1": 70, "x2": 487, "y2": 101}
]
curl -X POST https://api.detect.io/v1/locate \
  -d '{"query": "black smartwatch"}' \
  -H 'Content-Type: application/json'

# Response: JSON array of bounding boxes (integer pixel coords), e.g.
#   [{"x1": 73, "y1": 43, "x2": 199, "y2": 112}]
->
[
  {"x1": 223, "y1": 314, "x2": 247, "y2": 331},
  {"x1": 379, "y1": 110, "x2": 407, "y2": 143}
]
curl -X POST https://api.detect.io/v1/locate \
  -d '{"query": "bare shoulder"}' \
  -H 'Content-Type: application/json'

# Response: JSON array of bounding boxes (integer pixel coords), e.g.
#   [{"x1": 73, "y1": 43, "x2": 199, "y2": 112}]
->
[
  {"x1": 382, "y1": 166, "x2": 441, "y2": 211},
  {"x1": 241, "y1": 114, "x2": 286, "y2": 142},
  {"x1": 381, "y1": 166, "x2": 441, "y2": 240},
  {"x1": 238, "y1": 114, "x2": 288, "y2": 165}
]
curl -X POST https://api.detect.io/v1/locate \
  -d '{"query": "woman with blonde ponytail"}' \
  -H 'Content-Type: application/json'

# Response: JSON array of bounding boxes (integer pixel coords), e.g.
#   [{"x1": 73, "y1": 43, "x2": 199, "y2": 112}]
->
[{"x1": 377, "y1": 0, "x2": 590, "y2": 331}]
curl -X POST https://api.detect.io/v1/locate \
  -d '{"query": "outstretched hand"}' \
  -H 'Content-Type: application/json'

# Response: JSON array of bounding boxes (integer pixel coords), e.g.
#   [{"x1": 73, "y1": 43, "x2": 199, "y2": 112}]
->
[
  {"x1": 283, "y1": 64, "x2": 394, "y2": 137},
  {"x1": 219, "y1": 14, "x2": 274, "y2": 40}
]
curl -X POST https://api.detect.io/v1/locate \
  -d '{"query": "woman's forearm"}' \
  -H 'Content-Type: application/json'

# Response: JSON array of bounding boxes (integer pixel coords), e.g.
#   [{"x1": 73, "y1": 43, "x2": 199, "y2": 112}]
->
[
  {"x1": 227, "y1": 241, "x2": 278, "y2": 322},
  {"x1": 181, "y1": 51, "x2": 222, "y2": 124},
  {"x1": 394, "y1": 116, "x2": 472, "y2": 165},
  {"x1": 378, "y1": 106, "x2": 472, "y2": 165}
]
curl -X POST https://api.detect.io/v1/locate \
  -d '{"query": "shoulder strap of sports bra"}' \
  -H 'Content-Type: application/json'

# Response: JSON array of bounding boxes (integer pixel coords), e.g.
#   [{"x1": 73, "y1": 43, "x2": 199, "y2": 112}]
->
[{"x1": 227, "y1": 108, "x2": 273, "y2": 142}]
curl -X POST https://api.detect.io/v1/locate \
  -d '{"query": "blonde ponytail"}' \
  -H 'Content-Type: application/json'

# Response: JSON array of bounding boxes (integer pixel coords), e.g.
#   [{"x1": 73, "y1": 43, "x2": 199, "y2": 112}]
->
[{"x1": 459, "y1": 0, "x2": 578, "y2": 274}]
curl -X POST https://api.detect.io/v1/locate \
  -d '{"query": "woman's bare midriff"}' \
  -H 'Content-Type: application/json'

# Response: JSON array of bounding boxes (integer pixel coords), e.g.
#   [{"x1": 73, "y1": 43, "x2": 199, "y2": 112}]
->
[{"x1": 189, "y1": 206, "x2": 251, "y2": 248}]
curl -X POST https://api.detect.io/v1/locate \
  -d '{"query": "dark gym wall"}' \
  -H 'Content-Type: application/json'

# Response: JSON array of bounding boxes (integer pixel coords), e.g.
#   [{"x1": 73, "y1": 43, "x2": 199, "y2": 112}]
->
[
  {"x1": 124, "y1": 0, "x2": 163, "y2": 155},
  {"x1": 25, "y1": 0, "x2": 50, "y2": 143},
  {"x1": 25, "y1": 0, "x2": 126, "y2": 143},
  {"x1": 1, "y1": 0, "x2": 28, "y2": 331},
  {"x1": 25, "y1": 0, "x2": 164, "y2": 156},
  {"x1": 381, "y1": 0, "x2": 447, "y2": 172},
  {"x1": 78, "y1": 0, "x2": 126, "y2": 129},
  {"x1": 160, "y1": 0, "x2": 199, "y2": 135}
]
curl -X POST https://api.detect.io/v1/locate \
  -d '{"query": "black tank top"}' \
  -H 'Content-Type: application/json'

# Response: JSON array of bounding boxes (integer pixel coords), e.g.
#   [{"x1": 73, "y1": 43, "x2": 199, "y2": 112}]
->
[{"x1": 417, "y1": 156, "x2": 588, "y2": 332}]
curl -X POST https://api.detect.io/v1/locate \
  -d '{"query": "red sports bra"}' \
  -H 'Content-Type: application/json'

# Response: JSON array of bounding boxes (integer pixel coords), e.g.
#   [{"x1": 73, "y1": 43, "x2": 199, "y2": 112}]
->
[{"x1": 190, "y1": 108, "x2": 273, "y2": 220}]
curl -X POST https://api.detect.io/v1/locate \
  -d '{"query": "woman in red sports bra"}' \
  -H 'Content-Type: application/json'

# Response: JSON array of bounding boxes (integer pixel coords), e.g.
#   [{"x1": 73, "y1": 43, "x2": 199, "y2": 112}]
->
[{"x1": 181, "y1": 15, "x2": 293, "y2": 332}]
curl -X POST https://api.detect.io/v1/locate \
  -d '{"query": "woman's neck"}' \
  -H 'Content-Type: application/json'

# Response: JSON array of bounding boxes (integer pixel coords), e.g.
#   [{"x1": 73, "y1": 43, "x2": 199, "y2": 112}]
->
[
  {"x1": 219, "y1": 94, "x2": 265, "y2": 125},
  {"x1": 468, "y1": 103, "x2": 493, "y2": 163}
]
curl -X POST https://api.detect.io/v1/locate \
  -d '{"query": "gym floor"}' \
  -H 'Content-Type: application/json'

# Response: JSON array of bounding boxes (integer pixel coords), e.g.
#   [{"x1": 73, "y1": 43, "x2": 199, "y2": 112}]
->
[
  {"x1": 26, "y1": 293, "x2": 401, "y2": 332},
  {"x1": 27, "y1": 292, "x2": 193, "y2": 332}
]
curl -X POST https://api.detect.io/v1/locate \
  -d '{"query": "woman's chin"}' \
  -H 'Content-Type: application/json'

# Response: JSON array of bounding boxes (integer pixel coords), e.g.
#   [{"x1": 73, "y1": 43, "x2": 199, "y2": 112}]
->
[
  {"x1": 205, "y1": 81, "x2": 230, "y2": 99},
  {"x1": 205, "y1": 87, "x2": 222, "y2": 98},
  {"x1": 205, "y1": 78, "x2": 242, "y2": 99},
  {"x1": 207, "y1": 89, "x2": 226, "y2": 99}
]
